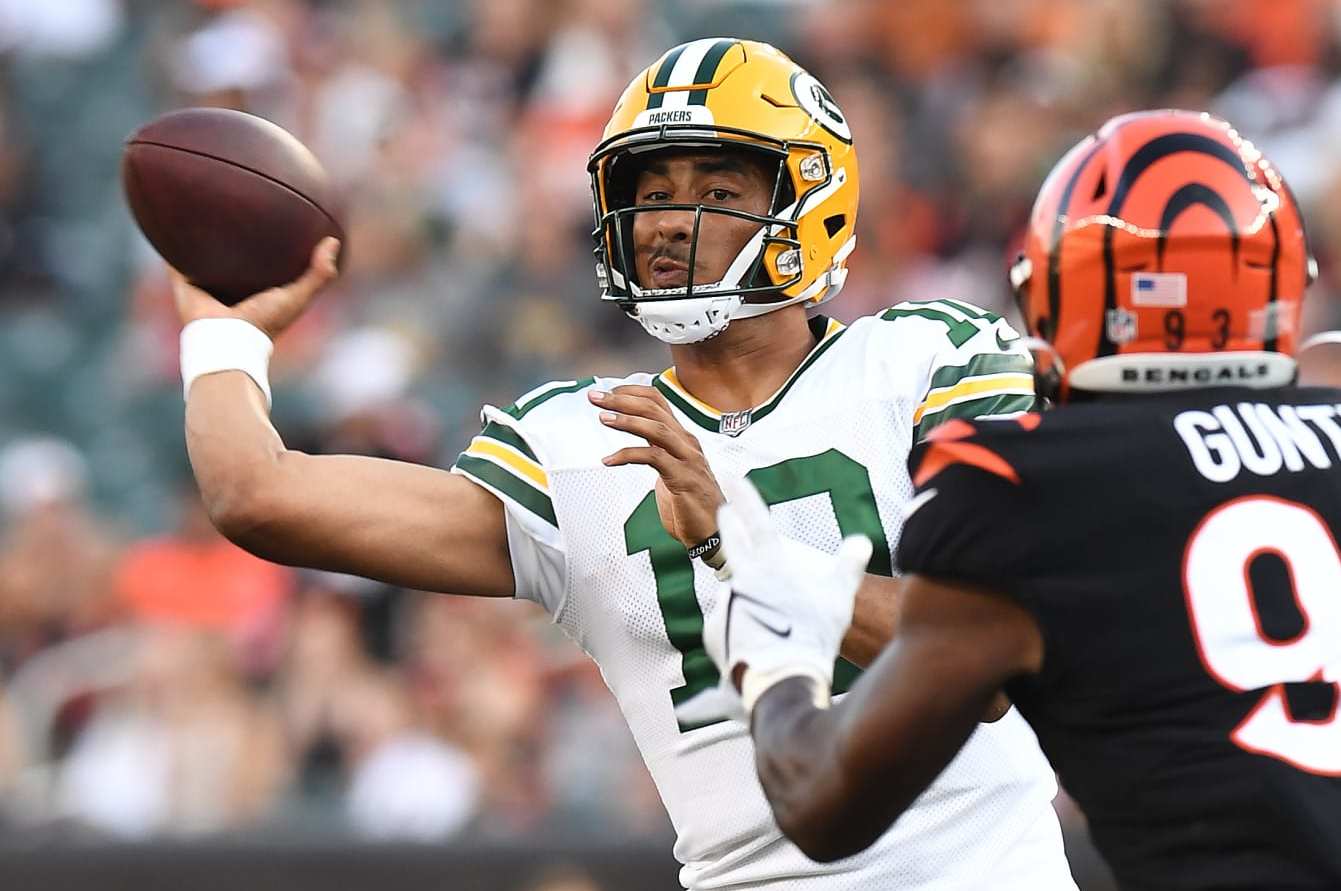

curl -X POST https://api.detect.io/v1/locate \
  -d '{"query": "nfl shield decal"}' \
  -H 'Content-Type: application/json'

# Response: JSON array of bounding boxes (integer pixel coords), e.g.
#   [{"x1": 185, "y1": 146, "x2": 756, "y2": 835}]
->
[
  {"x1": 720, "y1": 410, "x2": 752, "y2": 437},
  {"x1": 1106, "y1": 308, "x2": 1138, "y2": 345}
]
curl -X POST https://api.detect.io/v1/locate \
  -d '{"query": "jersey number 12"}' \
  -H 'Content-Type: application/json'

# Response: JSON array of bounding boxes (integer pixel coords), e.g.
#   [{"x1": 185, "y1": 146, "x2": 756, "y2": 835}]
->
[{"x1": 625, "y1": 449, "x2": 890, "y2": 731}]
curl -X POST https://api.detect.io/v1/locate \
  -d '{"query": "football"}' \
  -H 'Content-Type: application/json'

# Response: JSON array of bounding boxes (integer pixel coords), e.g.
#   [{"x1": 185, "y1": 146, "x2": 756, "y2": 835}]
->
[{"x1": 122, "y1": 107, "x2": 344, "y2": 306}]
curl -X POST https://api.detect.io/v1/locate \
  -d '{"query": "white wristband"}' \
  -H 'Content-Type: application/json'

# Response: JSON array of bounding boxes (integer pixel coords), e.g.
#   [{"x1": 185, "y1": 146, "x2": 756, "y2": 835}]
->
[
  {"x1": 180, "y1": 318, "x2": 275, "y2": 409},
  {"x1": 741, "y1": 665, "x2": 831, "y2": 717}
]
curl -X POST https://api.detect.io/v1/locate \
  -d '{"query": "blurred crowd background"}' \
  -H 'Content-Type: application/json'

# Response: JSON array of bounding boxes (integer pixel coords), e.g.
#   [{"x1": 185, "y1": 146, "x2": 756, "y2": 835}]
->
[{"x1": 0, "y1": 0, "x2": 1339, "y2": 885}]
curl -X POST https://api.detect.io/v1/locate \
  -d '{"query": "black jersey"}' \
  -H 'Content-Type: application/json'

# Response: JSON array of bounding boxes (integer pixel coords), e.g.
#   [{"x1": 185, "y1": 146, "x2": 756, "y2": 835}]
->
[{"x1": 896, "y1": 386, "x2": 1341, "y2": 891}]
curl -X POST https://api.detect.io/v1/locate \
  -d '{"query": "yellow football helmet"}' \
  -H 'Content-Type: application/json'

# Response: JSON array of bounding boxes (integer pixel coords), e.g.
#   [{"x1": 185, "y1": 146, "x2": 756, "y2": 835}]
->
[{"x1": 588, "y1": 38, "x2": 860, "y2": 344}]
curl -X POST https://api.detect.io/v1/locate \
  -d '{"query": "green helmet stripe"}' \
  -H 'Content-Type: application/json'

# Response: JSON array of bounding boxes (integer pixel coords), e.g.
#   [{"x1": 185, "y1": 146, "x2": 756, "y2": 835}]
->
[
  {"x1": 645, "y1": 44, "x2": 689, "y2": 110},
  {"x1": 686, "y1": 39, "x2": 737, "y2": 105}
]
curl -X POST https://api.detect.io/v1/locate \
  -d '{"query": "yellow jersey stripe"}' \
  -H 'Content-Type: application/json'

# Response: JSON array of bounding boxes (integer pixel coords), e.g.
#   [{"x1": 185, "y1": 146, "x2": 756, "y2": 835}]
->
[
  {"x1": 913, "y1": 373, "x2": 1035, "y2": 424},
  {"x1": 465, "y1": 438, "x2": 549, "y2": 491},
  {"x1": 661, "y1": 367, "x2": 722, "y2": 418}
]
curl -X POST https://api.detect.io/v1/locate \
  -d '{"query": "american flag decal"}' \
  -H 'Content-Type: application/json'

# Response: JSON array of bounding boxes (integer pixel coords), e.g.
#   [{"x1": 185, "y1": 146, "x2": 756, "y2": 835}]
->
[{"x1": 1131, "y1": 272, "x2": 1187, "y2": 308}]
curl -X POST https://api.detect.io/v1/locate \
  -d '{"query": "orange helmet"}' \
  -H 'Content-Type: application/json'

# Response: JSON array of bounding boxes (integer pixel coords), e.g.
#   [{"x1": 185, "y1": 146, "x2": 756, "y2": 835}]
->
[{"x1": 1012, "y1": 110, "x2": 1314, "y2": 400}]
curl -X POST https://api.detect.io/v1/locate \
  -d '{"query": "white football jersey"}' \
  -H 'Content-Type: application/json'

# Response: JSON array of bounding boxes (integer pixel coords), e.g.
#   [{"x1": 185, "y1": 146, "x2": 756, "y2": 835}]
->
[{"x1": 453, "y1": 301, "x2": 1075, "y2": 890}]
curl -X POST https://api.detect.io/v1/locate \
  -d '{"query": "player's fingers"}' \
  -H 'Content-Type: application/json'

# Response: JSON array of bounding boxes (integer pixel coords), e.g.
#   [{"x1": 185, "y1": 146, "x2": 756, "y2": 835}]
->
[
  {"x1": 836, "y1": 534, "x2": 874, "y2": 586},
  {"x1": 169, "y1": 266, "x2": 230, "y2": 321},
  {"x1": 262, "y1": 237, "x2": 340, "y2": 308},
  {"x1": 608, "y1": 384, "x2": 667, "y2": 404},
  {"x1": 717, "y1": 497, "x2": 758, "y2": 562},
  {"x1": 604, "y1": 385, "x2": 679, "y2": 427},
  {"x1": 720, "y1": 476, "x2": 773, "y2": 540},
  {"x1": 601, "y1": 445, "x2": 672, "y2": 472},
  {"x1": 597, "y1": 411, "x2": 693, "y2": 459},
  {"x1": 590, "y1": 389, "x2": 689, "y2": 433},
  {"x1": 590, "y1": 389, "x2": 668, "y2": 418},
  {"x1": 285, "y1": 237, "x2": 341, "y2": 301},
  {"x1": 239, "y1": 237, "x2": 340, "y2": 334}
]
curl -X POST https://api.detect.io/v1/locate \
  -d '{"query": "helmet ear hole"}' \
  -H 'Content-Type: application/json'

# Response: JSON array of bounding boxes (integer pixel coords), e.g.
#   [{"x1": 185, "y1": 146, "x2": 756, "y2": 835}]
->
[{"x1": 824, "y1": 215, "x2": 845, "y2": 238}]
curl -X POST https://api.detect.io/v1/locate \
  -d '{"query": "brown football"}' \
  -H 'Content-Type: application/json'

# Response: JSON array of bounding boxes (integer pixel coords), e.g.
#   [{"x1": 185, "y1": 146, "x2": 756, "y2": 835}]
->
[{"x1": 122, "y1": 107, "x2": 344, "y2": 306}]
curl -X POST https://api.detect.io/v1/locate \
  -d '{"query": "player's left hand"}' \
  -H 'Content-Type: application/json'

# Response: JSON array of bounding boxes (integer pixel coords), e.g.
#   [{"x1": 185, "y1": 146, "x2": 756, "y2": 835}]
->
[
  {"x1": 675, "y1": 477, "x2": 872, "y2": 726},
  {"x1": 591, "y1": 385, "x2": 723, "y2": 549}
]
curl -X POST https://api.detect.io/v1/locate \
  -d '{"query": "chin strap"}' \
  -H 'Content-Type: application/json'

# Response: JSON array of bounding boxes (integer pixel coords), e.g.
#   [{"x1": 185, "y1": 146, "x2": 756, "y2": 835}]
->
[
  {"x1": 631, "y1": 294, "x2": 743, "y2": 345},
  {"x1": 630, "y1": 287, "x2": 813, "y2": 345}
]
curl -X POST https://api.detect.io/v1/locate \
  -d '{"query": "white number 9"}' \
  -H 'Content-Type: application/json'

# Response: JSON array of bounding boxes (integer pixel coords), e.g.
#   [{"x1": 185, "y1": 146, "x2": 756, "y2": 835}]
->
[{"x1": 1184, "y1": 495, "x2": 1341, "y2": 775}]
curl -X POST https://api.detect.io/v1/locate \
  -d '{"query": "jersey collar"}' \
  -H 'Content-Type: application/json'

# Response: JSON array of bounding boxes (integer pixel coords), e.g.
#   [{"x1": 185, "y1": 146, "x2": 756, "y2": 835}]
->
[{"x1": 653, "y1": 316, "x2": 847, "y2": 436}]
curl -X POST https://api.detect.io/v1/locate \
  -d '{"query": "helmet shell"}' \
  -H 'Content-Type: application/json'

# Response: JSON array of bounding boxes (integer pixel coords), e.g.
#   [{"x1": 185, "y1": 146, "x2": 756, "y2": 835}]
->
[{"x1": 1016, "y1": 110, "x2": 1310, "y2": 394}]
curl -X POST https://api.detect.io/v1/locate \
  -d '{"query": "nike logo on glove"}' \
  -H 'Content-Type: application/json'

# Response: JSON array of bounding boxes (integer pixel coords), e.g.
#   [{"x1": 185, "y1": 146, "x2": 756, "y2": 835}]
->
[{"x1": 731, "y1": 591, "x2": 793, "y2": 638}]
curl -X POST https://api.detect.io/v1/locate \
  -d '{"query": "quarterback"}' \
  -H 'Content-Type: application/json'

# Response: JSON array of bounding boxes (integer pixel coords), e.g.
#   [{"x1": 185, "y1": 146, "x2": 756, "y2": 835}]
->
[{"x1": 174, "y1": 39, "x2": 1074, "y2": 889}]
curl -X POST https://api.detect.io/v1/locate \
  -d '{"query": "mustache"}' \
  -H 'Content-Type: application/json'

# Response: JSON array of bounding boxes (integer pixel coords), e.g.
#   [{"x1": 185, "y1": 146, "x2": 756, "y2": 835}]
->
[{"x1": 647, "y1": 245, "x2": 692, "y2": 266}]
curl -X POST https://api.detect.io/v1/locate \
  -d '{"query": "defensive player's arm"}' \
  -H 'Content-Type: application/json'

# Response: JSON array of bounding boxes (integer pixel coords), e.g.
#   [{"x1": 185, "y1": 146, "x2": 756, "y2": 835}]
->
[
  {"x1": 749, "y1": 574, "x2": 1043, "y2": 862},
  {"x1": 186, "y1": 371, "x2": 514, "y2": 596}
]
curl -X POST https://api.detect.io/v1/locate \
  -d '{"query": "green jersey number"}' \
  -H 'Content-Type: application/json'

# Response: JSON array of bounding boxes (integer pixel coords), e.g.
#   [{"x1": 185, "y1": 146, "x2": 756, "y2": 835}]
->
[
  {"x1": 623, "y1": 448, "x2": 890, "y2": 731},
  {"x1": 880, "y1": 298, "x2": 1001, "y2": 347}
]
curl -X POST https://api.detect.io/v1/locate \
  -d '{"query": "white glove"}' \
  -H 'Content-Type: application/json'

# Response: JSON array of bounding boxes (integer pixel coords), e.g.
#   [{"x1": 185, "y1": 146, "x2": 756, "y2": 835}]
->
[{"x1": 674, "y1": 476, "x2": 872, "y2": 727}]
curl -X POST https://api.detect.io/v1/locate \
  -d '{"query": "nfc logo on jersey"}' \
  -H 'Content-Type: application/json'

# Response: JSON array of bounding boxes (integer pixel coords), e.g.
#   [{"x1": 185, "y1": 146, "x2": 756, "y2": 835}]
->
[{"x1": 1174, "y1": 403, "x2": 1341, "y2": 483}]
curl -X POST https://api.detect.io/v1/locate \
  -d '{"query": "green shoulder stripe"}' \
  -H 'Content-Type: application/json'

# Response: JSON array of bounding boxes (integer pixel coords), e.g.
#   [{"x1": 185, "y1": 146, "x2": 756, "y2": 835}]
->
[
  {"x1": 880, "y1": 305, "x2": 979, "y2": 348},
  {"x1": 927, "y1": 352, "x2": 1033, "y2": 392},
  {"x1": 913, "y1": 393, "x2": 1036, "y2": 442},
  {"x1": 935, "y1": 298, "x2": 1001, "y2": 322},
  {"x1": 479, "y1": 421, "x2": 538, "y2": 462},
  {"x1": 506, "y1": 377, "x2": 596, "y2": 420},
  {"x1": 454, "y1": 454, "x2": 558, "y2": 527}
]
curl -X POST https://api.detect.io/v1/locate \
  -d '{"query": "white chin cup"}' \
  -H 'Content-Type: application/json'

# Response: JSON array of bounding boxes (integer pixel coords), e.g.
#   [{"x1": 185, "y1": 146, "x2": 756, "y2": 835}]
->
[{"x1": 632, "y1": 293, "x2": 743, "y2": 345}]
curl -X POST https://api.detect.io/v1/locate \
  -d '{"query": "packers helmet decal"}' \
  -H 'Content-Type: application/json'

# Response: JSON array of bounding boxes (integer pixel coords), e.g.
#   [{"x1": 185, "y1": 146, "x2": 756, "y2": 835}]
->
[
  {"x1": 588, "y1": 38, "x2": 860, "y2": 344},
  {"x1": 790, "y1": 70, "x2": 851, "y2": 144}
]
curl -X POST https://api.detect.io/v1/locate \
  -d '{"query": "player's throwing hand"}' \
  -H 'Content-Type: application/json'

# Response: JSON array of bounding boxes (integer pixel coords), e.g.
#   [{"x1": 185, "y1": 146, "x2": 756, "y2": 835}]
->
[{"x1": 172, "y1": 236, "x2": 341, "y2": 339}]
